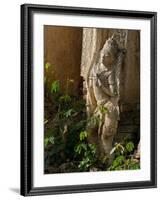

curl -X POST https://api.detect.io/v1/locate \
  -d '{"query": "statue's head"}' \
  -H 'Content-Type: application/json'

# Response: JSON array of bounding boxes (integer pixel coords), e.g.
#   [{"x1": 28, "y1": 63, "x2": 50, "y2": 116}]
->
[{"x1": 100, "y1": 36, "x2": 119, "y2": 67}]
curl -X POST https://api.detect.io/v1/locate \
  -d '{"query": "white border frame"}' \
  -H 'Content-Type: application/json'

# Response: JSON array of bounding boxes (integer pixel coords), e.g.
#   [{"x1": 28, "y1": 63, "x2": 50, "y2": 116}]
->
[{"x1": 33, "y1": 12, "x2": 151, "y2": 187}]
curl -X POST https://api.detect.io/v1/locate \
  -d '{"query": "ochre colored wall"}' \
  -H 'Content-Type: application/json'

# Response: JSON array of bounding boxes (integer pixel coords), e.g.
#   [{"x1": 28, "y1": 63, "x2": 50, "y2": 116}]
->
[
  {"x1": 44, "y1": 26, "x2": 83, "y2": 96},
  {"x1": 121, "y1": 30, "x2": 140, "y2": 105}
]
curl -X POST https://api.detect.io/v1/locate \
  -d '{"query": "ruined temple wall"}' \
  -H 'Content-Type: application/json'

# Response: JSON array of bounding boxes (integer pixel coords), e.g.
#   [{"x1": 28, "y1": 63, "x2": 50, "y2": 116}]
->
[
  {"x1": 44, "y1": 26, "x2": 83, "y2": 96},
  {"x1": 44, "y1": 26, "x2": 140, "y2": 111},
  {"x1": 121, "y1": 30, "x2": 140, "y2": 106},
  {"x1": 81, "y1": 28, "x2": 140, "y2": 111}
]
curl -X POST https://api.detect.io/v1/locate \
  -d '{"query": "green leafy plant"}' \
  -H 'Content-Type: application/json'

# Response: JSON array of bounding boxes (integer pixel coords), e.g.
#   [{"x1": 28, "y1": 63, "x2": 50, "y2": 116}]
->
[
  {"x1": 87, "y1": 115, "x2": 100, "y2": 127},
  {"x1": 44, "y1": 136, "x2": 55, "y2": 148},
  {"x1": 74, "y1": 131, "x2": 98, "y2": 171},
  {"x1": 99, "y1": 105, "x2": 109, "y2": 114},
  {"x1": 63, "y1": 108, "x2": 74, "y2": 118},
  {"x1": 44, "y1": 76, "x2": 140, "y2": 173},
  {"x1": 44, "y1": 79, "x2": 88, "y2": 171},
  {"x1": 59, "y1": 94, "x2": 71, "y2": 103},
  {"x1": 79, "y1": 131, "x2": 88, "y2": 141},
  {"x1": 126, "y1": 141, "x2": 135, "y2": 153},
  {"x1": 51, "y1": 80, "x2": 60, "y2": 93},
  {"x1": 108, "y1": 140, "x2": 140, "y2": 171},
  {"x1": 45, "y1": 62, "x2": 51, "y2": 70}
]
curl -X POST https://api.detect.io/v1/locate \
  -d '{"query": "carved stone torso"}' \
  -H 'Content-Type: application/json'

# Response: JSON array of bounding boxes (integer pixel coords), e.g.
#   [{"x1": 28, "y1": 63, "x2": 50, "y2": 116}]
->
[{"x1": 89, "y1": 62, "x2": 118, "y2": 105}]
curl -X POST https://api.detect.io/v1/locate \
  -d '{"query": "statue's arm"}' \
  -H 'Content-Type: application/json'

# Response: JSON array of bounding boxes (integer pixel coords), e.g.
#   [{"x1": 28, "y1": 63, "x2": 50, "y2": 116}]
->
[
  {"x1": 101, "y1": 83, "x2": 117, "y2": 97},
  {"x1": 96, "y1": 73, "x2": 117, "y2": 97}
]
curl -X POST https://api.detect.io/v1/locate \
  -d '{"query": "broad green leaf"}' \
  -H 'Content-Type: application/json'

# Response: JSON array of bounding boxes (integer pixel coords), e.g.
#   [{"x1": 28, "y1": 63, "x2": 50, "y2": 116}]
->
[
  {"x1": 48, "y1": 136, "x2": 55, "y2": 144},
  {"x1": 80, "y1": 131, "x2": 88, "y2": 141},
  {"x1": 113, "y1": 155, "x2": 125, "y2": 167},
  {"x1": 126, "y1": 142, "x2": 134, "y2": 153},
  {"x1": 64, "y1": 109, "x2": 73, "y2": 117},
  {"x1": 45, "y1": 62, "x2": 51, "y2": 70},
  {"x1": 51, "y1": 80, "x2": 60, "y2": 93},
  {"x1": 99, "y1": 105, "x2": 108, "y2": 114},
  {"x1": 59, "y1": 94, "x2": 71, "y2": 102},
  {"x1": 44, "y1": 138, "x2": 49, "y2": 148}
]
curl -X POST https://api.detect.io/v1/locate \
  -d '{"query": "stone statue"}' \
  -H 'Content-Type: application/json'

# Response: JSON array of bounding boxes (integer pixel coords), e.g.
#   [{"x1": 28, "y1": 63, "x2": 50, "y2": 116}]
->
[{"x1": 85, "y1": 34, "x2": 126, "y2": 160}]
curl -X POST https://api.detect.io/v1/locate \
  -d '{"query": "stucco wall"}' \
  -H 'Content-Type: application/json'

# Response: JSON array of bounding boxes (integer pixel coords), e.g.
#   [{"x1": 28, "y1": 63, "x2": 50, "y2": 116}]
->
[
  {"x1": 121, "y1": 30, "x2": 140, "y2": 106},
  {"x1": 44, "y1": 26, "x2": 83, "y2": 96}
]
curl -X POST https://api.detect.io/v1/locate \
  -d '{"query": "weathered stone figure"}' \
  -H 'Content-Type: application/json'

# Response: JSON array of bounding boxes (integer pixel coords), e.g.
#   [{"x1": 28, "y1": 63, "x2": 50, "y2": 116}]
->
[{"x1": 86, "y1": 34, "x2": 126, "y2": 159}]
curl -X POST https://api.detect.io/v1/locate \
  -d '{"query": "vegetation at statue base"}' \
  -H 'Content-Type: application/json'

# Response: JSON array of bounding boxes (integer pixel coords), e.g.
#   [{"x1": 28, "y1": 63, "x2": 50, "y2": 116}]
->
[{"x1": 44, "y1": 63, "x2": 140, "y2": 173}]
